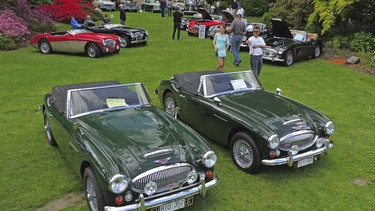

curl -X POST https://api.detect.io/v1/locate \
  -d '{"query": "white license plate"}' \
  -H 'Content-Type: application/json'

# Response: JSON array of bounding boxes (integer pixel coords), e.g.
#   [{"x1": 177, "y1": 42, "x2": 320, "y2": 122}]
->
[
  {"x1": 297, "y1": 157, "x2": 314, "y2": 168},
  {"x1": 150, "y1": 196, "x2": 193, "y2": 211}
]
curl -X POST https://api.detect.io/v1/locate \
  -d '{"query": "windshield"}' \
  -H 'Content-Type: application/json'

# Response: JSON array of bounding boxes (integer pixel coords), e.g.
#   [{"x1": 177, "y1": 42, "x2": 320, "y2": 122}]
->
[
  {"x1": 199, "y1": 71, "x2": 261, "y2": 98},
  {"x1": 68, "y1": 29, "x2": 89, "y2": 35},
  {"x1": 67, "y1": 83, "x2": 151, "y2": 118}
]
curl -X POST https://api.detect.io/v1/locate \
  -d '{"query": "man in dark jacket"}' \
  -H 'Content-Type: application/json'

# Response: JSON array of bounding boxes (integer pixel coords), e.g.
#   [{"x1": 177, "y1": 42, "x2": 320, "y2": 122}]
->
[
  {"x1": 160, "y1": 0, "x2": 167, "y2": 17},
  {"x1": 119, "y1": 4, "x2": 126, "y2": 25},
  {"x1": 172, "y1": 8, "x2": 183, "y2": 40}
]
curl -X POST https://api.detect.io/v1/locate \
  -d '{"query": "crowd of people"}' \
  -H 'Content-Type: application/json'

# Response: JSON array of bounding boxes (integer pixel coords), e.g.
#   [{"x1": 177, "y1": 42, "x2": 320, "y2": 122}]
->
[
  {"x1": 212, "y1": 1, "x2": 266, "y2": 75},
  {"x1": 71, "y1": 0, "x2": 266, "y2": 76}
]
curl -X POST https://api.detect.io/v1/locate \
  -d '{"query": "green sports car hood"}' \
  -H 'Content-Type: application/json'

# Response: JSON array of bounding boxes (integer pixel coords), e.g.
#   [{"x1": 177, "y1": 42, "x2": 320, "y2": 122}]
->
[
  {"x1": 218, "y1": 90, "x2": 329, "y2": 137},
  {"x1": 77, "y1": 107, "x2": 210, "y2": 179}
]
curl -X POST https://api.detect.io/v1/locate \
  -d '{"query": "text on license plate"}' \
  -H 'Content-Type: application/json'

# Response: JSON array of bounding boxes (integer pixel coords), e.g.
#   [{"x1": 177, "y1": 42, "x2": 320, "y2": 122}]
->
[
  {"x1": 150, "y1": 196, "x2": 194, "y2": 211},
  {"x1": 297, "y1": 157, "x2": 314, "y2": 168}
]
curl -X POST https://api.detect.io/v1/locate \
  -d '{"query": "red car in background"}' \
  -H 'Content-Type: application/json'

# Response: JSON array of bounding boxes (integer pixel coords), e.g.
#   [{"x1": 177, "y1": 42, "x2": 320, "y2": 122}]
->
[
  {"x1": 187, "y1": 9, "x2": 233, "y2": 38},
  {"x1": 30, "y1": 29, "x2": 121, "y2": 58}
]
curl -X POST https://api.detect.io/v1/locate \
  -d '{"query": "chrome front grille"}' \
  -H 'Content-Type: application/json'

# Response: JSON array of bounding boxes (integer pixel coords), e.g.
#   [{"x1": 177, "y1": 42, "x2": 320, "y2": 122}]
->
[
  {"x1": 279, "y1": 130, "x2": 316, "y2": 151},
  {"x1": 263, "y1": 50, "x2": 276, "y2": 58},
  {"x1": 132, "y1": 163, "x2": 193, "y2": 194},
  {"x1": 133, "y1": 32, "x2": 143, "y2": 40},
  {"x1": 104, "y1": 39, "x2": 115, "y2": 48}
]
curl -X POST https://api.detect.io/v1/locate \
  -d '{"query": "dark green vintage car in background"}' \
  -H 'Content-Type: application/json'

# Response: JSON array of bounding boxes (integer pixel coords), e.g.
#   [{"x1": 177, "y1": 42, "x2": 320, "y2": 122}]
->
[
  {"x1": 155, "y1": 70, "x2": 335, "y2": 173},
  {"x1": 40, "y1": 81, "x2": 218, "y2": 211}
]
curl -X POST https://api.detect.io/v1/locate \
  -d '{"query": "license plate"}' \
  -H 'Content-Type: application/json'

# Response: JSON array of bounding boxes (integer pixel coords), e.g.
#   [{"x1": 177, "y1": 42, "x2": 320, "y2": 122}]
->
[
  {"x1": 150, "y1": 196, "x2": 193, "y2": 211},
  {"x1": 297, "y1": 157, "x2": 314, "y2": 168}
]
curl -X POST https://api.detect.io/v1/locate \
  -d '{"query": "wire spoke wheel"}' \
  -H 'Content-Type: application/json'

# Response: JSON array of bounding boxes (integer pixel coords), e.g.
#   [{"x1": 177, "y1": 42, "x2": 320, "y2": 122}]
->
[
  {"x1": 230, "y1": 132, "x2": 261, "y2": 173},
  {"x1": 233, "y1": 139, "x2": 254, "y2": 168},
  {"x1": 86, "y1": 177, "x2": 98, "y2": 211},
  {"x1": 39, "y1": 40, "x2": 51, "y2": 54},
  {"x1": 163, "y1": 92, "x2": 177, "y2": 116},
  {"x1": 313, "y1": 46, "x2": 321, "y2": 58}
]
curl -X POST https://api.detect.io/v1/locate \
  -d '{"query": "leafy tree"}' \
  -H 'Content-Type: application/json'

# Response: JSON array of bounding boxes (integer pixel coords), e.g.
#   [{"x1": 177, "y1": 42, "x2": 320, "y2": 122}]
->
[
  {"x1": 307, "y1": 0, "x2": 356, "y2": 34},
  {"x1": 238, "y1": 0, "x2": 269, "y2": 17},
  {"x1": 262, "y1": 0, "x2": 314, "y2": 31}
]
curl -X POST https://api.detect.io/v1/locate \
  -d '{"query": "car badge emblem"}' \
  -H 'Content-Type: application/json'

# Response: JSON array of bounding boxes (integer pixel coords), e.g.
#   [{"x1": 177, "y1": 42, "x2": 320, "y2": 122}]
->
[
  {"x1": 292, "y1": 125, "x2": 304, "y2": 130},
  {"x1": 154, "y1": 157, "x2": 171, "y2": 164}
]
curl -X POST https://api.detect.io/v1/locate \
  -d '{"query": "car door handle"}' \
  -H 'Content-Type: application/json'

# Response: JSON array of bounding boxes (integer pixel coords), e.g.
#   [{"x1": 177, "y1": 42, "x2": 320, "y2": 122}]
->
[
  {"x1": 179, "y1": 94, "x2": 185, "y2": 98},
  {"x1": 48, "y1": 112, "x2": 53, "y2": 117}
]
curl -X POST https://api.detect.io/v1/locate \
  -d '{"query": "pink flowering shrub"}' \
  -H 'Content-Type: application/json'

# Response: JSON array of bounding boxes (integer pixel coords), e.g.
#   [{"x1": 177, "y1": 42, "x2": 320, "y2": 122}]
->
[
  {"x1": 11, "y1": 0, "x2": 56, "y2": 33},
  {"x1": 0, "y1": 9, "x2": 30, "y2": 49},
  {"x1": 0, "y1": 0, "x2": 56, "y2": 50}
]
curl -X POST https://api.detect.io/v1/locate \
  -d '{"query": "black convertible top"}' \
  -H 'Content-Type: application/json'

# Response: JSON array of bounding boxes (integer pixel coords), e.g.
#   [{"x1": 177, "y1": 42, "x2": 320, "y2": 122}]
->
[
  {"x1": 51, "y1": 81, "x2": 120, "y2": 113},
  {"x1": 173, "y1": 71, "x2": 219, "y2": 94}
]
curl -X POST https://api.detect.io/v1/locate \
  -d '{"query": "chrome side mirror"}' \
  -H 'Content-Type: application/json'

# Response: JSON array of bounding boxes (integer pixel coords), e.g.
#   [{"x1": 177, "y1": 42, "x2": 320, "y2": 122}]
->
[
  {"x1": 213, "y1": 97, "x2": 221, "y2": 106},
  {"x1": 276, "y1": 88, "x2": 282, "y2": 95}
]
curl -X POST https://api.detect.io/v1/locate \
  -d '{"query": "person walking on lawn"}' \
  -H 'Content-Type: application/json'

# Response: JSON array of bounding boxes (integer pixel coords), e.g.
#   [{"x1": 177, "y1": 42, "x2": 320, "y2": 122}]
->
[{"x1": 230, "y1": 13, "x2": 246, "y2": 66}]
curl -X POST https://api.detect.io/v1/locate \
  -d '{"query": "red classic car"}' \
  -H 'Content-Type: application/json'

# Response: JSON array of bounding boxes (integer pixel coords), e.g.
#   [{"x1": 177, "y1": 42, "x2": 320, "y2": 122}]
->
[
  {"x1": 30, "y1": 29, "x2": 121, "y2": 58},
  {"x1": 187, "y1": 9, "x2": 233, "y2": 38}
]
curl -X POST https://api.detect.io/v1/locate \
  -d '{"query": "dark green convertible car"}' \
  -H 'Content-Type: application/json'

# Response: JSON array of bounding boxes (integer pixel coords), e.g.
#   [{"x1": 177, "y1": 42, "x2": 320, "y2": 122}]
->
[
  {"x1": 155, "y1": 70, "x2": 335, "y2": 173},
  {"x1": 40, "y1": 81, "x2": 218, "y2": 211}
]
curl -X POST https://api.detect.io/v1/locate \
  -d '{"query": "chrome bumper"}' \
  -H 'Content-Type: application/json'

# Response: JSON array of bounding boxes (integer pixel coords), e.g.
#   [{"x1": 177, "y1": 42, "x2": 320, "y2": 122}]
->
[
  {"x1": 262, "y1": 142, "x2": 334, "y2": 167},
  {"x1": 262, "y1": 56, "x2": 284, "y2": 62},
  {"x1": 105, "y1": 177, "x2": 219, "y2": 211},
  {"x1": 131, "y1": 39, "x2": 147, "y2": 44}
]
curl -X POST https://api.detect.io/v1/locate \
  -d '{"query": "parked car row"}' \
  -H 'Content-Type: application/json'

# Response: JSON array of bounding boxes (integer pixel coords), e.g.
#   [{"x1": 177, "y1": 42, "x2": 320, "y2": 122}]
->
[
  {"x1": 185, "y1": 8, "x2": 323, "y2": 66},
  {"x1": 35, "y1": 9, "x2": 333, "y2": 211},
  {"x1": 41, "y1": 70, "x2": 335, "y2": 210},
  {"x1": 30, "y1": 24, "x2": 149, "y2": 58}
]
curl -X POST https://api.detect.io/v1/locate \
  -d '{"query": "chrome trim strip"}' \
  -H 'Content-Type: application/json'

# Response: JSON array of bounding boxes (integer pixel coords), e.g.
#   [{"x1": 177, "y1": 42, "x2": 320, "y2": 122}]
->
[
  {"x1": 104, "y1": 178, "x2": 219, "y2": 211},
  {"x1": 261, "y1": 141, "x2": 333, "y2": 166},
  {"x1": 283, "y1": 119, "x2": 303, "y2": 125},
  {"x1": 144, "y1": 149, "x2": 173, "y2": 158},
  {"x1": 213, "y1": 114, "x2": 228, "y2": 122},
  {"x1": 69, "y1": 142, "x2": 79, "y2": 152}
]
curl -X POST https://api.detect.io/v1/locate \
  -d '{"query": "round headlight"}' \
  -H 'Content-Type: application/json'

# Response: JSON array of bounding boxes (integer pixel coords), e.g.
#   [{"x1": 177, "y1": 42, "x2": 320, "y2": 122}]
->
[
  {"x1": 202, "y1": 151, "x2": 217, "y2": 168},
  {"x1": 315, "y1": 137, "x2": 325, "y2": 148},
  {"x1": 144, "y1": 181, "x2": 157, "y2": 196},
  {"x1": 290, "y1": 145, "x2": 299, "y2": 156},
  {"x1": 267, "y1": 135, "x2": 280, "y2": 149},
  {"x1": 109, "y1": 174, "x2": 128, "y2": 194},
  {"x1": 324, "y1": 121, "x2": 335, "y2": 135},
  {"x1": 186, "y1": 170, "x2": 198, "y2": 185}
]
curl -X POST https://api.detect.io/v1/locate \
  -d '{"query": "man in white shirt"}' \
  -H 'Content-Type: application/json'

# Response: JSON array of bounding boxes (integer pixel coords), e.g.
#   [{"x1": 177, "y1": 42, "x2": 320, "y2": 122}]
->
[
  {"x1": 236, "y1": 5, "x2": 244, "y2": 19},
  {"x1": 246, "y1": 25, "x2": 266, "y2": 76}
]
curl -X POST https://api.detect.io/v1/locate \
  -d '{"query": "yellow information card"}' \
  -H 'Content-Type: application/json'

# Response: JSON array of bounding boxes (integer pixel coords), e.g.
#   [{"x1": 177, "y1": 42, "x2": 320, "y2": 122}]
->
[{"x1": 106, "y1": 98, "x2": 128, "y2": 108}]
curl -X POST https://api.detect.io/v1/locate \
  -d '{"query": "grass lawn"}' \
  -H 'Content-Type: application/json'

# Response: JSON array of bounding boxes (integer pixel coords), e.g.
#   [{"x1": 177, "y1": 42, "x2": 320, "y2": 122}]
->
[{"x1": 0, "y1": 11, "x2": 374, "y2": 210}]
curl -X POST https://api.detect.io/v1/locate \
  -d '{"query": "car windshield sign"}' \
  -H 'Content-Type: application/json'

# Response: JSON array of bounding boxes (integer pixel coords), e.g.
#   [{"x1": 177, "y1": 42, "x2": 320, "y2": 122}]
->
[
  {"x1": 199, "y1": 70, "x2": 261, "y2": 98},
  {"x1": 67, "y1": 83, "x2": 151, "y2": 118}
]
